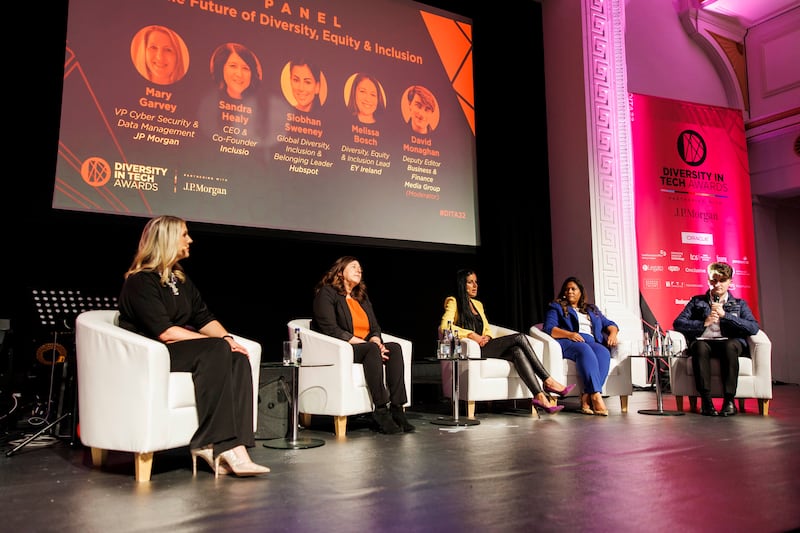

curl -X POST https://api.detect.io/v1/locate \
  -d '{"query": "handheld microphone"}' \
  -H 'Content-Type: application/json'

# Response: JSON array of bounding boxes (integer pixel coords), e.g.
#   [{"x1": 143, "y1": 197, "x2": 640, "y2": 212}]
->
[{"x1": 712, "y1": 294, "x2": 720, "y2": 303}]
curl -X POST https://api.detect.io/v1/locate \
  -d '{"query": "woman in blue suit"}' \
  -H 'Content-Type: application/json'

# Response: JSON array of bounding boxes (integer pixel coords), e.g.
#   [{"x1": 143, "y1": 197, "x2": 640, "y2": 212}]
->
[{"x1": 542, "y1": 276, "x2": 620, "y2": 416}]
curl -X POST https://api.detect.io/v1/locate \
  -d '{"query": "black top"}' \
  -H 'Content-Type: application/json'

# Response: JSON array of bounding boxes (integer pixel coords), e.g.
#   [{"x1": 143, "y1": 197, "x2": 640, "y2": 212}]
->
[
  {"x1": 311, "y1": 284, "x2": 383, "y2": 342},
  {"x1": 118, "y1": 270, "x2": 215, "y2": 339}
]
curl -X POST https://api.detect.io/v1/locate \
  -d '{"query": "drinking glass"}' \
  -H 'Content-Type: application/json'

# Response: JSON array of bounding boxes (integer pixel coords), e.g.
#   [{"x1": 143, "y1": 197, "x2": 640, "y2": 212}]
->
[{"x1": 283, "y1": 340, "x2": 295, "y2": 365}]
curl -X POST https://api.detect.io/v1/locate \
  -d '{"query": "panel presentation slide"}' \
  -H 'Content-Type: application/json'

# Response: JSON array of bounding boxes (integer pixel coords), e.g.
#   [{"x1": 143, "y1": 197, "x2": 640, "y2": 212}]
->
[{"x1": 54, "y1": 0, "x2": 478, "y2": 247}]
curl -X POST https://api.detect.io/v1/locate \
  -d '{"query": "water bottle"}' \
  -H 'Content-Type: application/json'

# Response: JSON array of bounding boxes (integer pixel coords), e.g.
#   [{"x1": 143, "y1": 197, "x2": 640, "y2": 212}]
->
[
  {"x1": 439, "y1": 321, "x2": 452, "y2": 358},
  {"x1": 293, "y1": 327, "x2": 303, "y2": 365},
  {"x1": 653, "y1": 323, "x2": 662, "y2": 356},
  {"x1": 453, "y1": 329, "x2": 463, "y2": 359}
]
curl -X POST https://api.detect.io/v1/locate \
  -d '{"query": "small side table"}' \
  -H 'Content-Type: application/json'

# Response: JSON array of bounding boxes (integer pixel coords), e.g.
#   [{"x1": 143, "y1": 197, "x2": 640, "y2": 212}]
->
[
  {"x1": 630, "y1": 355, "x2": 684, "y2": 416},
  {"x1": 262, "y1": 362, "x2": 328, "y2": 449},
  {"x1": 430, "y1": 356, "x2": 481, "y2": 427}
]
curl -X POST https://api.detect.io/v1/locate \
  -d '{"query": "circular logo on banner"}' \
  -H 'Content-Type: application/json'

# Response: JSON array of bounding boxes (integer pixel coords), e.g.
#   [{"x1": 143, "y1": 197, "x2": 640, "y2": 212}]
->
[{"x1": 676, "y1": 129, "x2": 707, "y2": 167}]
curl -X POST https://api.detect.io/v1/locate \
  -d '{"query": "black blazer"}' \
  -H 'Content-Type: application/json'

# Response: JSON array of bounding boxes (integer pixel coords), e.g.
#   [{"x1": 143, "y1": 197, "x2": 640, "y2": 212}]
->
[{"x1": 311, "y1": 284, "x2": 384, "y2": 342}]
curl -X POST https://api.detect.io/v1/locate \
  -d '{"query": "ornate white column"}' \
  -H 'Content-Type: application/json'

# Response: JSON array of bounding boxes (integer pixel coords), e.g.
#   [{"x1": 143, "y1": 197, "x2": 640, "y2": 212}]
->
[{"x1": 543, "y1": 0, "x2": 645, "y2": 383}]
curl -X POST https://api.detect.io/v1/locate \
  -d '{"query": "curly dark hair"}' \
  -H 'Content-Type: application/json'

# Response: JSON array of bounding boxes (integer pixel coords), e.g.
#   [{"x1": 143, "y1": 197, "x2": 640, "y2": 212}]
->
[{"x1": 314, "y1": 256, "x2": 368, "y2": 302}]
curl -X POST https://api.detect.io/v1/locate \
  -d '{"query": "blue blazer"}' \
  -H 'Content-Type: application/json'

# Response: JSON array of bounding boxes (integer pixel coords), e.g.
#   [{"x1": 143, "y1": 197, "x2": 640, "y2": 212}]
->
[{"x1": 542, "y1": 301, "x2": 618, "y2": 344}]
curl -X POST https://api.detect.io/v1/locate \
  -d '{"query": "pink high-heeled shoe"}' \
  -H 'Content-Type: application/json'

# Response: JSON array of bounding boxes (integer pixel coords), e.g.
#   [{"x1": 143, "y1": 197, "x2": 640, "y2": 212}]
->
[
  {"x1": 532, "y1": 398, "x2": 565, "y2": 414},
  {"x1": 214, "y1": 449, "x2": 270, "y2": 478},
  {"x1": 190, "y1": 446, "x2": 230, "y2": 476},
  {"x1": 544, "y1": 383, "x2": 577, "y2": 398}
]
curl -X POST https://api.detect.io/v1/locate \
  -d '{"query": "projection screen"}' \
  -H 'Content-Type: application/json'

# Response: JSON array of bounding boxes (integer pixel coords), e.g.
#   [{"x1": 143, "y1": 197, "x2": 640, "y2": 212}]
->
[{"x1": 53, "y1": 0, "x2": 478, "y2": 248}]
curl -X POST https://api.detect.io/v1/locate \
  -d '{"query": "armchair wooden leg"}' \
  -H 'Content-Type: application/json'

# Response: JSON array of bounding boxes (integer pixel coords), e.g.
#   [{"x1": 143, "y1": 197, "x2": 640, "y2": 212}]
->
[
  {"x1": 738, "y1": 399, "x2": 746, "y2": 413},
  {"x1": 467, "y1": 401, "x2": 476, "y2": 419},
  {"x1": 134, "y1": 452, "x2": 153, "y2": 483},
  {"x1": 300, "y1": 413, "x2": 312, "y2": 428},
  {"x1": 674, "y1": 395, "x2": 685, "y2": 411},
  {"x1": 90, "y1": 447, "x2": 107, "y2": 467},
  {"x1": 759, "y1": 399, "x2": 770, "y2": 416},
  {"x1": 333, "y1": 415, "x2": 347, "y2": 437},
  {"x1": 619, "y1": 395, "x2": 629, "y2": 413}
]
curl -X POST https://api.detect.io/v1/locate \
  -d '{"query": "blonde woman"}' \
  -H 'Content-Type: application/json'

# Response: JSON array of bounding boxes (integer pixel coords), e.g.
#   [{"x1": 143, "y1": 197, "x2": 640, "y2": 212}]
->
[
  {"x1": 118, "y1": 215, "x2": 268, "y2": 477},
  {"x1": 131, "y1": 25, "x2": 189, "y2": 85}
]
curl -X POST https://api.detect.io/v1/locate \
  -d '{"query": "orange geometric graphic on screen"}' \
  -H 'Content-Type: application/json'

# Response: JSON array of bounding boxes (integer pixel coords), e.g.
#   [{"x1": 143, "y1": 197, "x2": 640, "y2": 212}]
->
[
  {"x1": 80, "y1": 157, "x2": 112, "y2": 187},
  {"x1": 419, "y1": 11, "x2": 474, "y2": 135}
]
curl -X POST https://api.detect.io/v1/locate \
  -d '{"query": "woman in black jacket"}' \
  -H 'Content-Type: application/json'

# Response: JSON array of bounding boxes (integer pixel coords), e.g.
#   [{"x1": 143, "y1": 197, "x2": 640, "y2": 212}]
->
[{"x1": 311, "y1": 256, "x2": 413, "y2": 434}]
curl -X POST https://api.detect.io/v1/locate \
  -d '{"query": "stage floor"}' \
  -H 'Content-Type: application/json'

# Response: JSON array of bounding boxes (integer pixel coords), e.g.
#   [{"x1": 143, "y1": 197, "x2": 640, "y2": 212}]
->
[{"x1": 2, "y1": 385, "x2": 799, "y2": 533}]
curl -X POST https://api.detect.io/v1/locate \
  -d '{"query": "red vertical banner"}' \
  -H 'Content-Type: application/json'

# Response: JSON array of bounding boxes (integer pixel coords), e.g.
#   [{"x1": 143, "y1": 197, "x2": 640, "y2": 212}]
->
[{"x1": 630, "y1": 93, "x2": 759, "y2": 332}]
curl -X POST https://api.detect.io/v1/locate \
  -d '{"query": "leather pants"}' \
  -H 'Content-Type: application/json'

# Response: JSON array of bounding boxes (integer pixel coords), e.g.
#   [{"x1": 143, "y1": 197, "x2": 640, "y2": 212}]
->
[{"x1": 481, "y1": 333, "x2": 549, "y2": 395}]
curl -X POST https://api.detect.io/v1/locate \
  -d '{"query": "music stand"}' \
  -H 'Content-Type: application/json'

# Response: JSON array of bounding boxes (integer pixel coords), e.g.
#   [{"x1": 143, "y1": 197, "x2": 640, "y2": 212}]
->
[{"x1": 6, "y1": 289, "x2": 117, "y2": 456}]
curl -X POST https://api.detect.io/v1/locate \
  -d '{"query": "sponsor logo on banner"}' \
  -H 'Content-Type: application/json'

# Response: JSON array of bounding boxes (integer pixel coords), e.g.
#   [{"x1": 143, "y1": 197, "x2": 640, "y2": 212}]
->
[
  {"x1": 681, "y1": 232, "x2": 713, "y2": 245},
  {"x1": 641, "y1": 249, "x2": 667, "y2": 260}
]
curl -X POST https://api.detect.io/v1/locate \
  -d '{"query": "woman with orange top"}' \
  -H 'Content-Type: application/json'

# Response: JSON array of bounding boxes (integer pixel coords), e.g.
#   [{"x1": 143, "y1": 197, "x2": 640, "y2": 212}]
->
[{"x1": 311, "y1": 256, "x2": 413, "y2": 434}]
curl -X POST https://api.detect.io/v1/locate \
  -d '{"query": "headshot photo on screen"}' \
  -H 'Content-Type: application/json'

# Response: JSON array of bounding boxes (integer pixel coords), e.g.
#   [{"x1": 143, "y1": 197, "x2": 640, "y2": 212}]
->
[
  {"x1": 344, "y1": 73, "x2": 386, "y2": 125},
  {"x1": 130, "y1": 25, "x2": 189, "y2": 85},
  {"x1": 401, "y1": 85, "x2": 439, "y2": 135},
  {"x1": 281, "y1": 59, "x2": 327, "y2": 113},
  {"x1": 210, "y1": 42, "x2": 262, "y2": 101}
]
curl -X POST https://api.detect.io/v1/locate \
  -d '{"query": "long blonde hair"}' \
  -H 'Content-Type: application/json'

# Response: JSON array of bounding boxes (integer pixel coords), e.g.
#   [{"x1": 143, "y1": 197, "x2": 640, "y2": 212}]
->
[{"x1": 124, "y1": 215, "x2": 186, "y2": 286}]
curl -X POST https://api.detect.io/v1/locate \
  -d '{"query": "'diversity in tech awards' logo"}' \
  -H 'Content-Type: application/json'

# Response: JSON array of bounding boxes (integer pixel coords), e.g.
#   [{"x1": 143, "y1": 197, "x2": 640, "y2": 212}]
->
[
  {"x1": 80, "y1": 156, "x2": 163, "y2": 191},
  {"x1": 676, "y1": 129, "x2": 707, "y2": 167},
  {"x1": 80, "y1": 156, "x2": 112, "y2": 187}
]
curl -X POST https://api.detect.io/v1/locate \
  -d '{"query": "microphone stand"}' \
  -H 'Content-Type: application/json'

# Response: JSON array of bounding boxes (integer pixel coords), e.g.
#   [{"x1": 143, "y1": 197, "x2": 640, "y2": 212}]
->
[
  {"x1": 7, "y1": 289, "x2": 118, "y2": 457},
  {"x1": 6, "y1": 413, "x2": 71, "y2": 457}
]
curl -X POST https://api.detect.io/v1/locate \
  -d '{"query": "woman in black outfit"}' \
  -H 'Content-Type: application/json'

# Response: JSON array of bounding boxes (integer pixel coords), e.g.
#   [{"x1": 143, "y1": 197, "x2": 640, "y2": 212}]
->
[
  {"x1": 311, "y1": 256, "x2": 413, "y2": 434},
  {"x1": 118, "y1": 215, "x2": 269, "y2": 478}
]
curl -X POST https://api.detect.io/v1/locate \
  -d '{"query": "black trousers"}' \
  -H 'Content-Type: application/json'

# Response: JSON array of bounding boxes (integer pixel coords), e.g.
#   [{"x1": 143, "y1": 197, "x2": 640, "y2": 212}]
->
[
  {"x1": 480, "y1": 333, "x2": 551, "y2": 395},
  {"x1": 689, "y1": 338, "x2": 744, "y2": 399},
  {"x1": 167, "y1": 337, "x2": 255, "y2": 455},
  {"x1": 352, "y1": 341, "x2": 407, "y2": 408}
]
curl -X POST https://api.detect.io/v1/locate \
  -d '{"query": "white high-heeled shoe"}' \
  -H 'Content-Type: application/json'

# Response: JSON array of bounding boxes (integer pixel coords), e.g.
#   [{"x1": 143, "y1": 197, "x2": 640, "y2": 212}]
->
[{"x1": 214, "y1": 449, "x2": 270, "y2": 478}]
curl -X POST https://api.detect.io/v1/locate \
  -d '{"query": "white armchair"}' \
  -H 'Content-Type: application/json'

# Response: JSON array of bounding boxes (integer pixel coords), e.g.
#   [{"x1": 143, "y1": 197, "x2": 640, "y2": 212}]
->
[
  {"x1": 75, "y1": 310, "x2": 261, "y2": 482},
  {"x1": 288, "y1": 319, "x2": 412, "y2": 437},
  {"x1": 667, "y1": 329, "x2": 772, "y2": 415},
  {"x1": 441, "y1": 325, "x2": 556, "y2": 419},
  {"x1": 528, "y1": 324, "x2": 632, "y2": 412}
]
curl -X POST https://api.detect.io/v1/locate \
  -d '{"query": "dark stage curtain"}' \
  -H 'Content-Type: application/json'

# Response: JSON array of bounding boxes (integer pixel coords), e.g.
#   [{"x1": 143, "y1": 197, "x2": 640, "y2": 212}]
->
[{"x1": 2, "y1": 1, "x2": 552, "y2": 365}]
